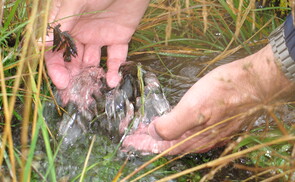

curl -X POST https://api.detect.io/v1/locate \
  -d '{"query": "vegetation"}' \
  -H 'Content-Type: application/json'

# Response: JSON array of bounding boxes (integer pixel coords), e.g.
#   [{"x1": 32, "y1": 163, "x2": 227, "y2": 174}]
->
[{"x1": 0, "y1": 0, "x2": 294, "y2": 181}]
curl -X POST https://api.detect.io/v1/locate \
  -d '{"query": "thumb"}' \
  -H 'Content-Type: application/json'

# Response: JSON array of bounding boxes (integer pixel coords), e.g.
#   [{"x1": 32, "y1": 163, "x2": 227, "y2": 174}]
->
[
  {"x1": 45, "y1": 0, "x2": 82, "y2": 49},
  {"x1": 49, "y1": 0, "x2": 84, "y2": 32},
  {"x1": 152, "y1": 100, "x2": 211, "y2": 141}
]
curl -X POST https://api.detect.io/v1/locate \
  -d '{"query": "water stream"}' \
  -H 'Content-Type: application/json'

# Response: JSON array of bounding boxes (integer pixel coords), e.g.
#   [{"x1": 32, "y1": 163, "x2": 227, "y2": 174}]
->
[{"x1": 39, "y1": 47, "x2": 294, "y2": 181}]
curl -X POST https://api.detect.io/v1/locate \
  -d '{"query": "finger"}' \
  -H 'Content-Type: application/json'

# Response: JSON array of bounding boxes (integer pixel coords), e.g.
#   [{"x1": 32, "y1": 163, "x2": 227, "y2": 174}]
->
[
  {"x1": 45, "y1": 51, "x2": 70, "y2": 89},
  {"x1": 152, "y1": 84, "x2": 213, "y2": 140},
  {"x1": 45, "y1": 0, "x2": 80, "y2": 49},
  {"x1": 122, "y1": 129, "x2": 214, "y2": 155},
  {"x1": 106, "y1": 44, "x2": 128, "y2": 88},
  {"x1": 43, "y1": 0, "x2": 60, "y2": 47},
  {"x1": 40, "y1": 0, "x2": 60, "y2": 48},
  {"x1": 82, "y1": 44, "x2": 101, "y2": 68},
  {"x1": 122, "y1": 134, "x2": 172, "y2": 154},
  {"x1": 150, "y1": 109, "x2": 204, "y2": 141},
  {"x1": 48, "y1": 0, "x2": 61, "y2": 24},
  {"x1": 151, "y1": 112, "x2": 198, "y2": 141},
  {"x1": 123, "y1": 131, "x2": 219, "y2": 155},
  {"x1": 51, "y1": 0, "x2": 84, "y2": 31}
]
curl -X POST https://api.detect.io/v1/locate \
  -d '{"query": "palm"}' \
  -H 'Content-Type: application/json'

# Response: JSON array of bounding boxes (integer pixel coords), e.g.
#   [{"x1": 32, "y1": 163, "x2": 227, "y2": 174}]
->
[
  {"x1": 45, "y1": 0, "x2": 149, "y2": 89},
  {"x1": 72, "y1": 20, "x2": 134, "y2": 45},
  {"x1": 70, "y1": 6, "x2": 143, "y2": 45}
]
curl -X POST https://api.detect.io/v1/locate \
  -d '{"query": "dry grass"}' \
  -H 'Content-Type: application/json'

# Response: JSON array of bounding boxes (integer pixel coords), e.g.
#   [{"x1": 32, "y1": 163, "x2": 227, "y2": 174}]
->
[{"x1": 0, "y1": 0, "x2": 294, "y2": 181}]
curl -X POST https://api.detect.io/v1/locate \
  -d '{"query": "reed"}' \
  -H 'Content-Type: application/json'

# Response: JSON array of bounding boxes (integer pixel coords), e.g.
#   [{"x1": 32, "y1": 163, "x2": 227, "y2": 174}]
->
[{"x1": 0, "y1": 0, "x2": 293, "y2": 181}]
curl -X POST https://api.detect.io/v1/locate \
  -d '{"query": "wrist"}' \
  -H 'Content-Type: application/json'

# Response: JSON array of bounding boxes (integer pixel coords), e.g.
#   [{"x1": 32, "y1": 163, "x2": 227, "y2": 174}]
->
[{"x1": 237, "y1": 44, "x2": 293, "y2": 98}]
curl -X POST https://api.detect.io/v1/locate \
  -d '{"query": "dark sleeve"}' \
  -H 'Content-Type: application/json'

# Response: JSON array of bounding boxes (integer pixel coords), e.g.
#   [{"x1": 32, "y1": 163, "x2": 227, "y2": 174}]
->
[{"x1": 284, "y1": 14, "x2": 295, "y2": 61}]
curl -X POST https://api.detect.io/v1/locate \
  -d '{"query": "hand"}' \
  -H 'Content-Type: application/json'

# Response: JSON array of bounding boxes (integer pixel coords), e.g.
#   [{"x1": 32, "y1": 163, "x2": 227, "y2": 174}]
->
[
  {"x1": 45, "y1": 0, "x2": 150, "y2": 89},
  {"x1": 122, "y1": 44, "x2": 294, "y2": 155}
]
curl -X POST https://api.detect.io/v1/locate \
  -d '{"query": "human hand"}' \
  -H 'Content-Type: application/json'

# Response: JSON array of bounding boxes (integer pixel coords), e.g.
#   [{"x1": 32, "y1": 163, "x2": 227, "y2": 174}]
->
[
  {"x1": 122, "y1": 44, "x2": 294, "y2": 155},
  {"x1": 45, "y1": 0, "x2": 150, "y2": 89}
]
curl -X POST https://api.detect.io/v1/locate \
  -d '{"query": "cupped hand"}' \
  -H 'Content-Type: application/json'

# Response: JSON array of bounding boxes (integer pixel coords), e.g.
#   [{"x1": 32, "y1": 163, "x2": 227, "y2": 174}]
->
[
  {"x1": 122, "y1": 44, "x2": 294, "y2": 155},
  {"x1": 45, "y1": 0, "x2": 150, "y2": 89}
]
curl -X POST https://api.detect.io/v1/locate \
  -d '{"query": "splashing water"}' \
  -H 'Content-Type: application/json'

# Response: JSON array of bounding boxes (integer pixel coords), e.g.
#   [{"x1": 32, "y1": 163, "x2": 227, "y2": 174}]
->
[
  {"x1": 104, "y1": 64, "x2": 171, "y2": 135},
  {"x1": 57, "y1": 67, "x2": 106, "y2": 147},
  {"x1": 58, "y1": 66, "x2": 105, "y2": 118},
  {"x1": 55, "y1": 63, "x2": 171, "y2": 148}
]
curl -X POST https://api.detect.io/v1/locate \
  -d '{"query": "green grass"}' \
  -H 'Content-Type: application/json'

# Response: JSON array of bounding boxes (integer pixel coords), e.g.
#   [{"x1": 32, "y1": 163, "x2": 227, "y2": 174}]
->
[{"x1": 0, "y1": 0, "x2": 294, "y2": 181}]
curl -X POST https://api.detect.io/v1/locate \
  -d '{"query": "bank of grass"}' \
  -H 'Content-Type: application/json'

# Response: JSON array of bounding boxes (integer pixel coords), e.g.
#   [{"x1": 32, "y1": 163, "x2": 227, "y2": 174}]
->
[{"x1": 0, "y1": 0, "x2": 294, "y2": 181}]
